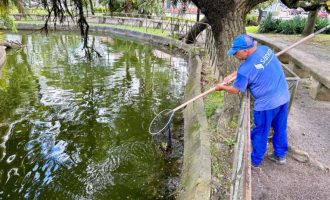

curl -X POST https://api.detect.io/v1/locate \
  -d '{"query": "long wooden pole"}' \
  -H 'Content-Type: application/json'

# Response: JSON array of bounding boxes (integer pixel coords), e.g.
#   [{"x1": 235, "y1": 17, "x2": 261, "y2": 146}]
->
[
  {"x1": 172, "y1": 76, "x2": 236, "y2": 112},
  {"x1": 172, "y1": 25, "x2": 330, "y2": 113}
]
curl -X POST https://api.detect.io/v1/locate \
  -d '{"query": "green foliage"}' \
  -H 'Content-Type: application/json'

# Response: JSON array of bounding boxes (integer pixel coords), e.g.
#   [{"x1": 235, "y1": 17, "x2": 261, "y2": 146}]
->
[
  {"x1": 229, "y1": 115, "x2": 238, "y2": 129},
  {"x1": 0, "y1": 14, "x2": 16, "y2": 31},
  {"x1": 99, "y1": 0, "x2": 163, "y2": 15},
  {"x1": 315, "y1": 17, "x2": 330, "y2": 34},
  {"x1": 259, "y1": 13, "x2": 330, "y2": 34},
  {"x1": 93, "y1": 23, "x2": 171, "y2": 37},
  {"x1": 25, "y1": 8, "x2": 48, "y2": 15},
  {"x1": 224, "y1": 137, "x2": 235, "y2": 147},
  {"x1": 137, "y1": 0, "x2": 163, "y2": 16},
  {"x1": 278, "y1": 16, "x2": 306, "y2": 34},
  {"x1": 93, "y1": 6, "x2": 108, "y2": 13},
  {"x1": 246, "y1": 14, "x2": 258, "y2": 26},
  {"x1": 204, "y1": 91, "x2": 223, "y2": 118},
  {"x1": 258, "y1": 13, "x2": 280, "y2": 33},
  {"x1": 0, "y1": 31, "x2": 4, "y2": 41}
]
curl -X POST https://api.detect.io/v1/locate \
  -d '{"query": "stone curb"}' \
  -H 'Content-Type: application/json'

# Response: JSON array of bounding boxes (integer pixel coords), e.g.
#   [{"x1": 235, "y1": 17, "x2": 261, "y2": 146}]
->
[{"x1": 0, "y1": 46, "x2": 6, "y2": 72}]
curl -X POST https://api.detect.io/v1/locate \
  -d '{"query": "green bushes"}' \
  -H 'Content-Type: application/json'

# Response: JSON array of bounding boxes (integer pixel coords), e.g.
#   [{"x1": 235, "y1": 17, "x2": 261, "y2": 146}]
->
[
  {"x1": 315, "y1": 17, "x2": 330, "y2": 34},
  {"x1": 277, "y1": 16, "x2": 306, "y2": 34},
  {"x1": 259, "y1": 13, "x2": 330, "y2": 34},
  {"x1": 246, "y1": 14, "x2": 258, "y2": 26},
  {"x1": 94, "y1": 6, "x2": 108, "y2": 13},
  {"x1": 259, "y1": 13, "x2": 281, "y2": 33}
]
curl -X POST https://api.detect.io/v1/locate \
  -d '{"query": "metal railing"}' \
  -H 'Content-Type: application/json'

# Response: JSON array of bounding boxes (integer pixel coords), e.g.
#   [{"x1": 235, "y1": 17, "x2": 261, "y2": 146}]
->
[{"x1": 231, "y1": 92, "x2": 252, "y2": 200}]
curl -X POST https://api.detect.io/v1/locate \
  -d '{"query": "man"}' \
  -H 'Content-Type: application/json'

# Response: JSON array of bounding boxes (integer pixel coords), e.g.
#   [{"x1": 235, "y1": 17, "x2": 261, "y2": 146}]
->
[{"x1": 215, "y1": 35, "x2": 290, "y2": 167}]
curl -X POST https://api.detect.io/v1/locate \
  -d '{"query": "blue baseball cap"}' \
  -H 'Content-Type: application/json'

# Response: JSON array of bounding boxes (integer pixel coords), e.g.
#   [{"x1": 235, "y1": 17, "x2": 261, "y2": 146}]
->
[{"x1": 227, "y1": 35, "x2": 254, "y2": 56}]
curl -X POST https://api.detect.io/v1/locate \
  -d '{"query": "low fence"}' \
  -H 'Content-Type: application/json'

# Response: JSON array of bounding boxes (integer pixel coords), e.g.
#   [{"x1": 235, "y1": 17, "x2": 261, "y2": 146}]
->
[
  {"x1": 13, "y1": 13, "x2": 197, "y2": 38},
  {"x1": 230, "y1": 92, "x2": 252, "y2": 200},
  {"x1": 13, "y1": 13, "x2": 213, "y2": 65}
]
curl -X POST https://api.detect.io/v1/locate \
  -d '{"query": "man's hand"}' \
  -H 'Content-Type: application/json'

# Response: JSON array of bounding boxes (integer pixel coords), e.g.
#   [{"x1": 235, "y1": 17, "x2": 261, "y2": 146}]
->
[
  {"x1": 215, "y1": 84, "x2": 224, "y2": 91},
  {"x1": 215, "y1": 84, "x2": 240, "y2": 94}
]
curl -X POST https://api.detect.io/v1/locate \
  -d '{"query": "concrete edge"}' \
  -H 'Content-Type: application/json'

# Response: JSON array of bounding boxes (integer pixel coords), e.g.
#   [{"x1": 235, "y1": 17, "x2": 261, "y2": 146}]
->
[
  {"x1": 5, "y1": 23, "x2": 212, "y2": 199},
  {"x1": 178, "y1": 55, "x2": 211, "y2": 200},
  {"x1": 0, "y1": 46, "x2": 6, "y2": 74}
]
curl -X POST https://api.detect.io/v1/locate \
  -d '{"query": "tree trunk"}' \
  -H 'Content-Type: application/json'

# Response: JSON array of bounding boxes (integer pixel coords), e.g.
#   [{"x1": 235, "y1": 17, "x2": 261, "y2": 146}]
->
[
  {"x1": 88, "y1": 0, "x2": 95, "y2": 15},
  {"x1": 191, "y1": 0, "x2": 259, "y2": 124},
  {"x1": 302, "y1": 9, "x2": 320, "y2": 36},
  {"x1": 183, "y1": 17, "x2": 209, "y2": 44},
  {"x1": 214, "y1": 12, "x2": 246, "y2": 125},
  {"x1": 258, "y1": 8, "x2": 263, "y2": 23},
  {"x1": 125, "y1": 0, "x2": 132, "y2": 13}
]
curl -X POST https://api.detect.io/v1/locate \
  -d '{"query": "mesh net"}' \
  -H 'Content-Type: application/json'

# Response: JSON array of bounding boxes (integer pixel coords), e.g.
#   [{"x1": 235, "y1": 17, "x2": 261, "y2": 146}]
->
[
  {"x1": 148, "y1": 109, "x2": 174, "y2": 135},
  {"x1": 152, "y1": 128, "x2": 173, "y2": 155}
]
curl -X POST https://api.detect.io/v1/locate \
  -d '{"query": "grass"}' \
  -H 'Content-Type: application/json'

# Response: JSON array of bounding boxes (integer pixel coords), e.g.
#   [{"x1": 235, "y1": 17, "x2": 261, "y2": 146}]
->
[
  {"x1": 204, "y1": 91, "x2": 223, "y2": 118},
  {"x1": 208, "y1": 122, "x2": 234, "y2": 199},
  {"x1": 90, "y1": 23, "x2": 172, "y2": 38},
  {"x1": 0, "y1": 31, "x2": 4, "y2": 41},
  {"x1": 201, "y1": 55, "x2": 224, "y2": 118},
  {"x1": 15, "y1": 20, "x2": 45, "y2": 25},
  {"x1": 246, "y1": 26, "x2": 259, "y2": 33},
  {"x1": 15, "y1": 20, "x2": 172, "y2": 38}
]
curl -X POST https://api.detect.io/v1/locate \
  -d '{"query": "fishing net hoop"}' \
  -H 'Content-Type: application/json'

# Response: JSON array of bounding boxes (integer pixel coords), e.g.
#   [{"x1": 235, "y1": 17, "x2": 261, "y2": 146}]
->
[{"x1": 148, "y1": 109, "x2": 174, "y2": 135}]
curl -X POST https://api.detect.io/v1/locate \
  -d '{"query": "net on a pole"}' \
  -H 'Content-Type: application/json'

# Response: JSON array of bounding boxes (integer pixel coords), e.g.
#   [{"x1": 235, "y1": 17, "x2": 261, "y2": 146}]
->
[{"x1": 149, "y1": 109, "x2": 174, "y2": 135}]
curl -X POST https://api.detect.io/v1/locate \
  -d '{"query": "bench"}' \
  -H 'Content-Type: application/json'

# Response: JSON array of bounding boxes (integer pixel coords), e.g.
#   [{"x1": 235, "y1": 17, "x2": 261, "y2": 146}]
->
[{"x1": 249, "y1": 33, "x2": 330, "y2": 101}]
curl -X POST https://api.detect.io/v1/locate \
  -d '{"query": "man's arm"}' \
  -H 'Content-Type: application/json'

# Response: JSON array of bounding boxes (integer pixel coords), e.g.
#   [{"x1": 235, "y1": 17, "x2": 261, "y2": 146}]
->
[{"x1": 215, "y1": 84, "x2": 240, "y2": 94}]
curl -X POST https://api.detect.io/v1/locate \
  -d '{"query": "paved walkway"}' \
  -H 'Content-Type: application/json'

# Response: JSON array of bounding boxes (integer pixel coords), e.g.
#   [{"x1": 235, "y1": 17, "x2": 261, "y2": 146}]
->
[
  {"x1": 249, "y1": 33, "x2": 330, "y2": 62},
  {"x1": 249, "y1": 33, "x2": 330, "y2": 200}
]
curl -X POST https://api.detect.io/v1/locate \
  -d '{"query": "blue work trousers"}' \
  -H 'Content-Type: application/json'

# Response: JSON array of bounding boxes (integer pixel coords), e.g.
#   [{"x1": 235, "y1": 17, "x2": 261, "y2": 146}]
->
[{"x1": 251, "y1": 103, "x2": 289, "y2": 165}]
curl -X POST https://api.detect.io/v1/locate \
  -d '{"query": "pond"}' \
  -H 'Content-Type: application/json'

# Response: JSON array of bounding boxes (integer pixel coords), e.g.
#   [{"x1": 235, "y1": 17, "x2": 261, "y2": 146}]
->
[{"x1": 0, "y1": 32, "x2": 188, "y2": 199}]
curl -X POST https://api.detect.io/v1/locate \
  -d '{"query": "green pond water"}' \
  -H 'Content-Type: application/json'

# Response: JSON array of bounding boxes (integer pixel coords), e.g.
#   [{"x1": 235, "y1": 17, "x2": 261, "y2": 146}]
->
[{"x1": 0, "y1": 32, "x2": 188, "y2": 199}]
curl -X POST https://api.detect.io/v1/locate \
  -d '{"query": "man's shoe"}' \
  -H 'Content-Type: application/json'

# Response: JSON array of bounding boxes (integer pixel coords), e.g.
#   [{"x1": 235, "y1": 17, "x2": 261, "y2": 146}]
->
[
  {"x1": 268, "y1": 154, "x2": 286, "y2": 165},
  {"x1": 251, "y1": 162, "x2": 261, "y2": 170}
]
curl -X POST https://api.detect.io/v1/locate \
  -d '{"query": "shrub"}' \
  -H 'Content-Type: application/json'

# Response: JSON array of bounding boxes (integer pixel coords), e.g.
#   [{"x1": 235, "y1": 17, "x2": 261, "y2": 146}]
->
[
  {"x1": 278, "y1": 16, "x2": 306, "y2": 34},
  {"x1": 259, "y1": 14, "x2": 330, "y2": 34},
  {"x1": 258, "y1": 13, "x2": 280, "y2": 33},
  {"x1": 246, "y1": 14, "x2": 258, "y2": 26},
  {"x1": 315, "y1": 18, "x2": 330, "y2": 34},
  {"x1": 94, "y1": 6, "x2": 107, "y2": 13}
]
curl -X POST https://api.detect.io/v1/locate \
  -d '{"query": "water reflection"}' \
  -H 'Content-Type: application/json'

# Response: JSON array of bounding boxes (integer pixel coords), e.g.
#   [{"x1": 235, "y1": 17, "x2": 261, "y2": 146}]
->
[{"x1": 0, "y1": 32, "x2": 187, "y2": 199}]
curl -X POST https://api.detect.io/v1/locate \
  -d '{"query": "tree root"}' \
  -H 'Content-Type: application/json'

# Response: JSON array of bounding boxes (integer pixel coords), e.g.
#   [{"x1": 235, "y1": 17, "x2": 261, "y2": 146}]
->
[{"x1": 0, "y1": 40, "x2": 24, "y2": 49}]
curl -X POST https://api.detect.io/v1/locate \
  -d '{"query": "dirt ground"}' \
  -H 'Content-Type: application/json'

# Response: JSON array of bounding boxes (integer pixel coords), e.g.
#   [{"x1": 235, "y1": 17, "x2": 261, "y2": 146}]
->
[{"x1": 252, "y1": 79, "x2": 330, "y2": 200}]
